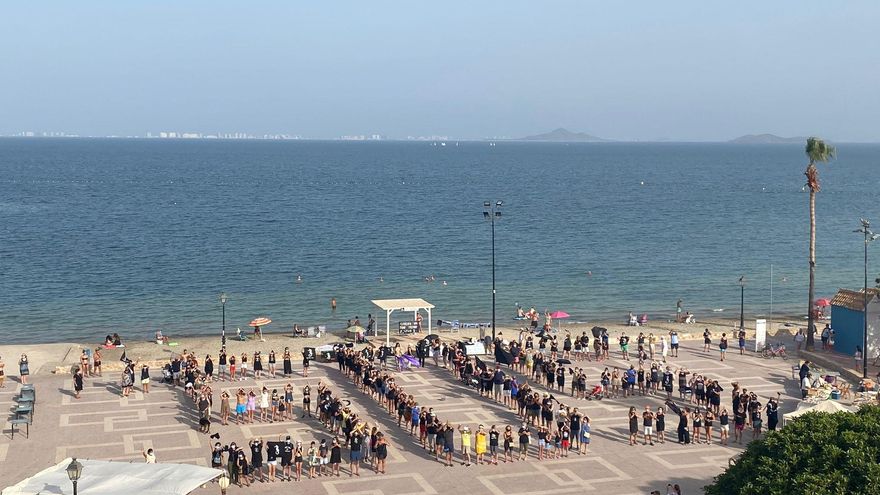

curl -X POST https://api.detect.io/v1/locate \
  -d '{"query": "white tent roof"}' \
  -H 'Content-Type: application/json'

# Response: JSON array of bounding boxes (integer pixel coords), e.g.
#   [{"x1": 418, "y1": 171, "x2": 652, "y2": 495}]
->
[
  {"x1": 371, "y1": 298, "x2": 435, "y2": 311},
  {"x1": 2, "y1": 458, "x2": 223, "y2": 495},
  {"x1": 782, "y1": 400, "x2": 855, "y2": 426}
]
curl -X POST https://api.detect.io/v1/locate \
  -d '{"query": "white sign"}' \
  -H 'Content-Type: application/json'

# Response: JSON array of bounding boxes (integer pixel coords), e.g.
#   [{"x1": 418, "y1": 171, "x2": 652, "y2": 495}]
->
[{"x1": 755, "y1": 319, "x2": 767, "y2": 352}]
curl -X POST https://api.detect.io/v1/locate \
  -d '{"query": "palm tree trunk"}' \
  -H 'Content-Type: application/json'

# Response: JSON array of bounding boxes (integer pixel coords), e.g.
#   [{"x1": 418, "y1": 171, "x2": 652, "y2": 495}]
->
[{"x1": 806, "y1": 187, "x2": 816, "y2": 350}]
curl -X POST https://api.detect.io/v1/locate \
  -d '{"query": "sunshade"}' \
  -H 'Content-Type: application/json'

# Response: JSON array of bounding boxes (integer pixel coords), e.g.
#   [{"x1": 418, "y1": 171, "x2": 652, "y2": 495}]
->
[
  {"x1": 250, "y1": 317, "x2": 272, "y2": 327},
  {"x1": 3, "y1": 458, "x2": 223, "y2": 495},
  {"x1": 347, "y1": 325, "x2": 365, "y2": 334},
  {"x1": 549, "y1": 311, "x2": 570, "y2": 319},
  {"x1": 815, "y1": 298, "x2": 831, "y2": 307}
]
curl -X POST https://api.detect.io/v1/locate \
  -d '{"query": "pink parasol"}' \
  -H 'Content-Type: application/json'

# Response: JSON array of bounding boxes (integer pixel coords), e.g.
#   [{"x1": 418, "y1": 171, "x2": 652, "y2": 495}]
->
[
  {"x1": 549, "y1": 311, "x2": 570, "y2": 319},
  {"x1": 815, "y1": 298, "x2": 831, "y2": 307}
]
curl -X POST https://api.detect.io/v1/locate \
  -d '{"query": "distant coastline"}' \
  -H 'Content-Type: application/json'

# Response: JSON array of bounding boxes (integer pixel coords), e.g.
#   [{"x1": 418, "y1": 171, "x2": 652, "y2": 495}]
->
[{"x1": 728, "y1": 134, "x2": 807, "y2": 144}]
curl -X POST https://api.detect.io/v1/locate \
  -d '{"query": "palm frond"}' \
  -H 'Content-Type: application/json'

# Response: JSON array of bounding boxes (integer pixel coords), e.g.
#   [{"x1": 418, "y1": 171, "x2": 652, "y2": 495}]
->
[{"x1": 805, "y1": 136, "x2": 836, "y2": 164}]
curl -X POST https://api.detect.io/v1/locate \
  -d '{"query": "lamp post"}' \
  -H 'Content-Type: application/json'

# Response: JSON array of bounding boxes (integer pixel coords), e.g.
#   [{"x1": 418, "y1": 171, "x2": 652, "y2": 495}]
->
[
  {"x1": 483, "y1": 200, "x2": 502, "y2": 342},
  {"x1": 738, "y1": 276, "x2": 746, "y2": 331},
  {"x1": 219, "y1": 292, "x2": 228, "y2": 347},
  {"x1": 855, "y1": 219, "x2": 879, "y2": 379},
  {"x1": 66, "y1": 457, "x2": 82, "y2": 495}
]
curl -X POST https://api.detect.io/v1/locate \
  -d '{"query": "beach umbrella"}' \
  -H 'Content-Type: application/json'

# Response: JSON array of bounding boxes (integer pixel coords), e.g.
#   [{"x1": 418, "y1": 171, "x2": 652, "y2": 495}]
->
[
  {"x1": 250, "y1": 317, "x2": 272, "y2": 327},
  {"x1": 347, "y1": 325, "x2": 365, "y2": 334},
  {"x1": 550, "y1": 310, "x2": 570, "y2": 332},
  {"x1": 815, "y1": 298, "x2": 831, "y2": 307}
]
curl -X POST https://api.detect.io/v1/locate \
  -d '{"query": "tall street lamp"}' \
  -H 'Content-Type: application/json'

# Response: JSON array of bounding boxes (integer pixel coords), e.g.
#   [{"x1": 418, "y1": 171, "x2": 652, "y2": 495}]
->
[
  {"x1": 738, "y1": 276, "x2": 746, "y2": 331},
  {"x1": 483, "y1": 200, "x2": 502, "y2": 342},
  {"x1": 66, "y1": 457, "x2": 82, "y2": 495},
  {"x1": 219, "y1": 292, "x2": 228, "y2": 346},
  {"x1": 855, "y1": 218, "x2": 878, "y2": 379}
]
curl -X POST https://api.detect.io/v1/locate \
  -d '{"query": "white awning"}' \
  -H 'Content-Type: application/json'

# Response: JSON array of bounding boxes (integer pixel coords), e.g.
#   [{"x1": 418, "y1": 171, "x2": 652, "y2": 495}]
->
[
  {"x1": 371, "y1": 298, "x2": 435, "y2": 312},
  {"x1": 371, "y1": 298, "x2": 435, "y2": 345},
  {"x1": 3, "y1": 458, "x2": 224, "y2": 495}
]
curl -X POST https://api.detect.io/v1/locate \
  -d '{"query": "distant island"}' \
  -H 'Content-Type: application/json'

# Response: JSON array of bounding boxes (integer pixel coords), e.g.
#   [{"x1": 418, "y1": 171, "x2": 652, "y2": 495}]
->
[
  {"x1": 729, "y1": 134, "x2": 806, "y2": 144},
  {"x1": 516, "y1": 128, "x2": 608, "y2": 142}
]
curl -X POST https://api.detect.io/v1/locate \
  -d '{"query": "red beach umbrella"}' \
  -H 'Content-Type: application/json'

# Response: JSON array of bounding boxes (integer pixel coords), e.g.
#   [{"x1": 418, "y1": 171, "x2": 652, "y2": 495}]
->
[
  {"x1": 250, "y1": 317, "x2": 272, "y2": 327},
  {"x1": 549, "y1": 311, "x2": 570, "y2": 319},
  {"x1": 815, "y1": 298, "x2": 831, "y2": 307}
]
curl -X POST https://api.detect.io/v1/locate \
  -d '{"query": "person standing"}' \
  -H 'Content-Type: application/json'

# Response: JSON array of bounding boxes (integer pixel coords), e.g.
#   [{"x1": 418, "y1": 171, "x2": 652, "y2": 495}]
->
[
  {"x1": 140, "y1": 364, "x2": 151, "y2": 393},
  {"x1": 349, "y1": 428, "x2": 363, "y2": 476},
  {"x1": 73, "y1": 368, "x2": 84, "y2": 399},
  {"x1": 0, "y1": 355, "x2": 5, "y2": 388},
  {"x1": 268, "y1": 350, "x2": 276, "y2": 378},
  {"x1": 330, "y1": 437, "x2": 342, "y2": 476},
  {"x1": 19, "y1": 354, "x2": 29, "y2": 384},
  {"x1": 766, "y1": 394, "x2": 780, "y2": 431},
  {"x1": 642, "y1": 406, "x2": 655, "y2": 446},
  {"x1": 375, "y1": 432, "x2": 388, "y2": 474},
  {"x1": 628, "y1": 407, "x2": 639, "y2": 446},
  {"x1": 218, "y1": 348, "x2": 228, "y2": 381},
  {"x1": 204, "y1": 354, "x2": 214, "y2": 382},
  {"x1": 669, "y1": 331, "x2": 679, "y2": 357},
  {"x1": 143, "y1": 448, "x2": 157, "y2": 463},
  {"x1": 719, "y1": 334, "x2": 728, "y2": 362},
  {"x1": 703, "y1": 328, "x2": 712, "y2": 353}
]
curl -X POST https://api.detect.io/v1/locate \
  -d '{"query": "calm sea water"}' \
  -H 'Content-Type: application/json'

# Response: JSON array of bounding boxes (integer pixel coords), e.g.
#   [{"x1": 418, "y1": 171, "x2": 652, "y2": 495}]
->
[{"x1": 1, "y1": 139, "x2": 878, "y2": 344}]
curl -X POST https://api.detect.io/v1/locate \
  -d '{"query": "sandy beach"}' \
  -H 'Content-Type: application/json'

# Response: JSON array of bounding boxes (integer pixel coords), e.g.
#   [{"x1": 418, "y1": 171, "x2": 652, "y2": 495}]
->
[{"x1": 2, "y1": 315, "x2": 809, "y2": 377}]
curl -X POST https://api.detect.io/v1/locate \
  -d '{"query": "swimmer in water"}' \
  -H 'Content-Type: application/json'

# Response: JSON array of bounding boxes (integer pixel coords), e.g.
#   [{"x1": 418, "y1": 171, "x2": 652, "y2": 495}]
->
[
  {"x1": 296, "y1": 274, "x2": 303, "y2": 283},
  {"x1": 442, "y1": 280, "x2": 447, "y2": 286}
]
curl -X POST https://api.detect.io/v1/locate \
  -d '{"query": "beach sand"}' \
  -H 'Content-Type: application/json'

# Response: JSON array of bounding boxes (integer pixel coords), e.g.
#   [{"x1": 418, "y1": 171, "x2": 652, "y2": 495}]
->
[{"x1": 2, "y1": 315, "x2": 807, "y2": 377}]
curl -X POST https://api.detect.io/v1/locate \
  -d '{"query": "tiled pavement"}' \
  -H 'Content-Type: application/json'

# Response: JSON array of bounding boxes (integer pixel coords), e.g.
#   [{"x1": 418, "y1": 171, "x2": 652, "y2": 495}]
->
[{"x1": 0, "y1": 342, "x2": 801, "y2": 494}]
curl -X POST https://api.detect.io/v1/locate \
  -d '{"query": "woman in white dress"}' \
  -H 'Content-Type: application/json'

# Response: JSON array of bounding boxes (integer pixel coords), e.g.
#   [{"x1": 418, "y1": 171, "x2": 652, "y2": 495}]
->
[
  {"x1": 259, "y1": 386, "x2": 270, "y2": 422},
  {"x1": 660, "y1": 336, "x2": 669, "y2": 362}
]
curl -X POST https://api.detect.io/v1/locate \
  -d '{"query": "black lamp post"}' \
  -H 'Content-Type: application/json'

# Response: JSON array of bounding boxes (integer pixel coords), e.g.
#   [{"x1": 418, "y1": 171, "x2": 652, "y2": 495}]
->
[
  {"x1": 483, "y1": 200, "x2": 502, "y2": 342},
  {"x1": 855, "y1": 219, "x2": 878, "y2": 379},
  {"x1": 66, "y1": 457, "x2": 82, "y2": 495},
  {"x1": 219, "y1": 292, "x2": 228, "y2": 346},
  {"x1": 738, "y1": 276, "x2": 746, "y2": 331}
]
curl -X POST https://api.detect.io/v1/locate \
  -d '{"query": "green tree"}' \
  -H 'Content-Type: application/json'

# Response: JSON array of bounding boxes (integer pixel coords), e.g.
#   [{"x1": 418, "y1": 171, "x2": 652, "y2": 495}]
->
[
  {"x1": 705, "y1": 405, "x2": 880, "y2": 495},
  {"x1": 804, "y1": 137, "x2": 836, "y2": 350}
]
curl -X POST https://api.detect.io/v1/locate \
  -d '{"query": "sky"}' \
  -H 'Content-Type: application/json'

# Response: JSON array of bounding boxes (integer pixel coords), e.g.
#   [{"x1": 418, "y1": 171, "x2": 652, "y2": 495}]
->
[{"x1": 1, "y1": 1, "x2": 878, "y2": 141}]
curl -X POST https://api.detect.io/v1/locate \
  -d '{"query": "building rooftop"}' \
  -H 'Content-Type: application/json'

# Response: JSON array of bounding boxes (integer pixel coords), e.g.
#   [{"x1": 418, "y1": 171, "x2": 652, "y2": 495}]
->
[{"x1": 831, "y1": 288, "x2": 880, "y2": 311}]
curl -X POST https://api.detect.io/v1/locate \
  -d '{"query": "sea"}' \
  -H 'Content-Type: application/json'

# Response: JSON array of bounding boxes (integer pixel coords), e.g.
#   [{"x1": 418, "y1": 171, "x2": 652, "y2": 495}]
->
[{"x1": 1, "y1": 138, "x2": 878, "y2": 344}]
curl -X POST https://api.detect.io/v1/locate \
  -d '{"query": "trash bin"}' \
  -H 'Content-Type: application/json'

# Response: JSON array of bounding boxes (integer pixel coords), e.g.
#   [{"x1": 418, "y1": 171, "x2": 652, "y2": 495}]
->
[{"x1": 830, "y1": 389, "x2": 841, "y2": 400}]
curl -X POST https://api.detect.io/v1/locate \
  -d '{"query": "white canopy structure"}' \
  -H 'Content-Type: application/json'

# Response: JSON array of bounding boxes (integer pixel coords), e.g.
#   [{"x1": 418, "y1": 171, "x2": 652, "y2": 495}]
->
[
  {"x1": 2, "y1": 458, "x2": 224, "y2": 495},
  {"x1": 782, "y1": 400, "x2": 855, "y2": 427},
  {"x1": 371, "y1": 298, "x2": 435, "y2": 346}
]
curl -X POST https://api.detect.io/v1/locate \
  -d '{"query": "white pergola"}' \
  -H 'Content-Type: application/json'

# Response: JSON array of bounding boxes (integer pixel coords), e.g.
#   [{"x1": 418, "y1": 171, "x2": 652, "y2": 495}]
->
[{"x1": 371, "y1": 298, "x2": 435, "y2": 346}]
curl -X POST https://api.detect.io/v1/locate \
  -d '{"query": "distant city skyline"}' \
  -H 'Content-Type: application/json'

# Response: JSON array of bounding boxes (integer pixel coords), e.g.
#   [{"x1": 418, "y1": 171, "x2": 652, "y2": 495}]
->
[{"x1": 1, "y1": 1, "x2": 878, "y2": 142}]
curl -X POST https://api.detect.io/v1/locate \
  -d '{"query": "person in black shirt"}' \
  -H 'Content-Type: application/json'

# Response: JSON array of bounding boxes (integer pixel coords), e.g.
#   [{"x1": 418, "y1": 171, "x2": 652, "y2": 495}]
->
[
  {"x1": 488, "y1": 425, "x2": 500, "y2": 465},
  {"x1": 266, "y1": 440, "x2": 281, "y2": 482},
  {"x1": 330, "y1": 437, "x2": 342, "y2": 476},
  {"x1": 766, "y1": 394, "x2": 780, "y2": 431},
  {"x1": 237, "y1": 446, "x2": 250, "y2": 487},
  {"x1": 250, "y1": 438, "x2": 264, "y2": 483},
  {"x1": 350, "y1": 429, "x2": 364, "y2": 476},
  {"x1": 281, "y1": 437, "x2": 294, "y2": 481}
]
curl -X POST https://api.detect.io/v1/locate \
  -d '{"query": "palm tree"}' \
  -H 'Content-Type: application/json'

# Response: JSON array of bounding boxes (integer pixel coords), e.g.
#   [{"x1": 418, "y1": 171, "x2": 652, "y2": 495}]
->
[{"x1": 804, "y1": 137, "x2": 836, "y2": 350}]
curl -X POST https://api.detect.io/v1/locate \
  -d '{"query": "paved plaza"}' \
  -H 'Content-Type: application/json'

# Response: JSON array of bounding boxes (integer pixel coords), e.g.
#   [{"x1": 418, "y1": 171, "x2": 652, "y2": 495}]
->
[{"x1": 1, "y1": 340, "x2": 802, "y2": 494}]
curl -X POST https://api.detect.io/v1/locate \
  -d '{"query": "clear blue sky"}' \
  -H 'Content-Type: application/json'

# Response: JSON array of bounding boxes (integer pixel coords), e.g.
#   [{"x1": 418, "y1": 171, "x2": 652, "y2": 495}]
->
[{"x1": 1, "y1": 1, "x2": 877, "y2": 141}]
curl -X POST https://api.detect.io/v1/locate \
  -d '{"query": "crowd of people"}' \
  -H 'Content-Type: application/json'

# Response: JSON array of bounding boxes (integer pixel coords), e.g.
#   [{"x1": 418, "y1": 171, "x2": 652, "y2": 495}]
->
[
  {"x1": 332, "y1": 345, "x2": 595, "y2": 467},
  {"x1": 65, "y1": 321, "x2": 791, "y2": 492}
]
